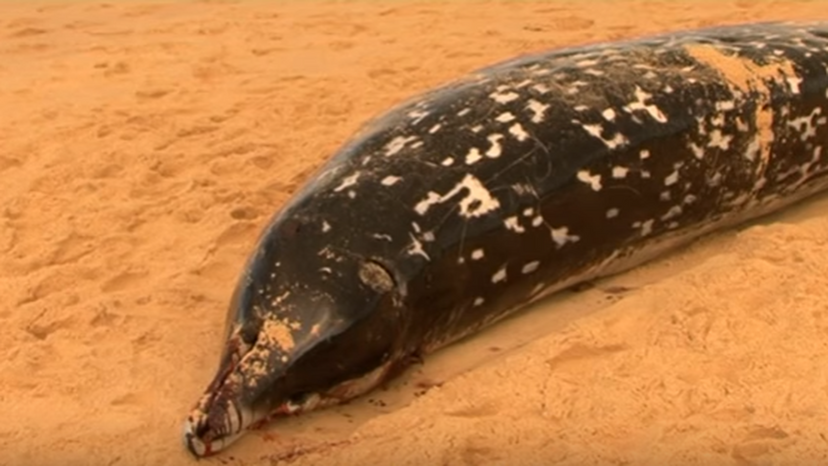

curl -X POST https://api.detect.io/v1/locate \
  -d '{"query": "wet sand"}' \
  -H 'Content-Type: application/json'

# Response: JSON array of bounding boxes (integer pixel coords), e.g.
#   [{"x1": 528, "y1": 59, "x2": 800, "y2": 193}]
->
[{"x1": 2, "y1": 1, "x2": 828, "y2": 465}]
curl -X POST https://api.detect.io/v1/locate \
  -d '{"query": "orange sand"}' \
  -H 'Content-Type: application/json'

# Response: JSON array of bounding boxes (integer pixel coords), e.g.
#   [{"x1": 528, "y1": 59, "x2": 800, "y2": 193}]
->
[{"x1": 3, "y1": 1, "x2": 828, "y2": 465}]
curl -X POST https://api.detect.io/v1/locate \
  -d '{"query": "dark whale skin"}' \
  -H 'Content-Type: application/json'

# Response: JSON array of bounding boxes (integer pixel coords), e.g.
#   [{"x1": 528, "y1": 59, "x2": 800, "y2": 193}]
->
[{"x1": 183, "y1": 21, "x2": 828, "y2": 457}]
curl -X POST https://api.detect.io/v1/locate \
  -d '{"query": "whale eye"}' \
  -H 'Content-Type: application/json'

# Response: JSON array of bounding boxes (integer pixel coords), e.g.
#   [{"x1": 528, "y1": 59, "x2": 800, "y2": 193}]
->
[{"x1": 358, "y1": 259, "x2": 395, "y2": 294}]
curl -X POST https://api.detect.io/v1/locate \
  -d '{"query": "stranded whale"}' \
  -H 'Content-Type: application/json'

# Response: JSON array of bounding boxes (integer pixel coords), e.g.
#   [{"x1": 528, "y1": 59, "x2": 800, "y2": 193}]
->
[{"x1": 183, "y1": 21, "x2": 828, "y2": 457}]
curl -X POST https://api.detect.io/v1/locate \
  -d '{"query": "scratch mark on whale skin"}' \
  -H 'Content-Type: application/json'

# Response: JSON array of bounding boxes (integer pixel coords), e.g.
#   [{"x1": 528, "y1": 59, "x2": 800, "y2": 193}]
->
[{"x1": 186, "y1": 21, "x2": 828, "y2": 458}]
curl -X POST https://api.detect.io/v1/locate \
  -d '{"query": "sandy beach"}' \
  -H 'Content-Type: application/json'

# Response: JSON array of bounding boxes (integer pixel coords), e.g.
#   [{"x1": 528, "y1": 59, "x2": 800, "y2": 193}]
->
[{"x1": 2, "y1": 1, "x2": 828, "y2": 465}]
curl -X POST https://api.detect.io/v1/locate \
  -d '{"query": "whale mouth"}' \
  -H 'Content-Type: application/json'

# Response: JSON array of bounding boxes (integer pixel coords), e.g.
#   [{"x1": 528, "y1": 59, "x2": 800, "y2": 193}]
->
[
  {"x1": 183, "y1": 399, "x2": 249, "y2": 458},
  {"x1": 182, "y1": 352, "x2": 397, "y2": 458},
  {"x1": 182, "y1": 321, "x2": 260, "y2": 458},
  {"x1": 182, "y1": 319, "x2": 329, "y2": 459},
  {"x1": 183, "y1": 387, "x2": 325, "y2": 458}
]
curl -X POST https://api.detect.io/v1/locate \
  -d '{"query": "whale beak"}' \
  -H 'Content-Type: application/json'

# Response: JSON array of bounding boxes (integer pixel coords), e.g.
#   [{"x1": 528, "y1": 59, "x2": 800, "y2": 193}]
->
[
  {"x1": 182, "y1": 318, "x2": 263, "y2": 458},
  {"x1": 183, "y1": 393, "x2": 251, "y2": 458},
  {"x1": 183, "y1": 347, "x2": 253, "y2": 458},
  {"x1": 182, "y1": 371, "x2": 326, "y2": 458},
  {"x1": 182, "y1": 314, "x2": 328, "y2": 458}
]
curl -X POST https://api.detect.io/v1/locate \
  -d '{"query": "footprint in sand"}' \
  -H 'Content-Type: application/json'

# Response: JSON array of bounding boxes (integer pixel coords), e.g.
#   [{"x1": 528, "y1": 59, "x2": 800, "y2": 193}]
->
[{"x1": 100, "y1": 269, "x2": 149, "y2": 294}]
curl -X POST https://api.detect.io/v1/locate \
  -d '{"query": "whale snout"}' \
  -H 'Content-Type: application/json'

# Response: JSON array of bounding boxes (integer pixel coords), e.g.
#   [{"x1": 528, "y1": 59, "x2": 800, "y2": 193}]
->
[{"x1": 183, "y1": 392, "x2": 254, "y2": 458}]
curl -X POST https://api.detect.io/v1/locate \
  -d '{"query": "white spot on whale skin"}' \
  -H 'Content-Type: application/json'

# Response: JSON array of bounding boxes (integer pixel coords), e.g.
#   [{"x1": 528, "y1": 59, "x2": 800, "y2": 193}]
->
[
  {"x1": 496, "y1": 112, "x2": 516, "y2": 123},
  {"x1": 441, "y1": 157, "x2": 454, "y2": 166},
  {"x1": 532, "y1": 83, "x2": 550, "y2": 94},
  {"x1": 612, "y1": 166, "x2": 629, "y2": 179},
  {"x1": 582, "y1": 123, "x2": 628, "y2": 149},
  {"x1": 486, "y1": 134, "x2": 505, "y2": 157},
  {"x1": 471, "y1": 249, "x2": 485, "y2": 260},
  {"x1": 602, "y1": 108, "x2": 616, "y2": 121},
  {"x1": 551, "y1": 226, "x2": 580, "y2": 247},
  {"x1": 473, "y1": 297, "x2": 485, "y2": 307},
  {"x1": 786, "y1": 76, "x2": 803, "y2": 94},
  {"x1": 334, "y1": 172, "x2": 360, "y2": 192},
  {"x1": 707, "y1": 129, "x2": 733, "y2": 150},
  {"x1": 521, "y1": 261, "x2": 540, "y2": 274},
  {"x1": 322, "y1": 221, "x2": 331, "y2": 232},
  {"x1": 406, "y1": 234, "x2": 430, "y2": 260},
  {"x1": 526, "y1": 99, "x2": 550, "y2": 123},
  {"x1": 606, "y1": 208, "x2": 619, "y2": 218},
  {"x1": 381, "y1": 175, "x2": 401, "y2": 186},
  {"x1": 347, "y1": 190, "x2": 356, "y2": 199},
  {"x1": 491, "y1": 266, "x2": 507, "y2": 284},
  {"x1": 716, "y1": 100, "x2": 735, "y2": 111},
  {"x1": 414, "y1": 173, "x2": 500, "y2": 218},
  {"x1": 471, "y1": 124, "x2": 484, "y2": 133},
  {"x1": 458, "y1": 108, "x2": 471, "y2": 117},
  {"x1": 743, "y1": 135, "x2": 762, "y2": 161},
  {"x1": 660, "y1": 191, "x2": 671, "y2": 202},
  {"x1": 624, "y1": 86, "x2": 668, "y2": 123},
  {"x1": 466, "y1": 148, "x2": 483, "y2": 165},
  {"x1": 511, "y1": 182, "x2": 536, "y2": 196},
  {"x1": 531, "y1": 215, "x2": 543, "y2": 227},
  {"x1": 504, "y1": 216, "x2": 526, "y2": 233},
  {"x1": 787, "y1": 107, "x2": 822, "y2": 142},
  {"x1": 577, "y1": 170, "x2": 603, "y2": 191},
  {"x1": 319, "y1": 247, "x2": 336, "y2": 260},
  {"x1": 661, "y1": 205, "x2": 683, "y2": 221},
  {"x1": 522, "y1": 207, "x2": 534, "y2": 217},
  {"x1": 639, "y1": 149, "x2": 650, "y2": 159},
  {"x1": 576, "y1": 59, "x2": 599, "y2": 67},
  {"x1": 531, "y1": 282, "x2": 546, "y2": 296},
  {"x1": 384, "y1": 136, "x2": 417, "y2": 156},
  {"x1": 372, "y1": 233, "x2": 392, "y2": 241},
  {"x1": 429, "y1": 123, "x2": 442, "y2": 134},
  {"x1": 689, "y1": 142, "x2": 705, "y2": 159},
  {"x1": 408, "y1": 109, "x2": 429, "y2": 123},
  {"x1": 664, "y1": 170, "x2": 679, "y2": 187},
  {"x1": 490, "y1": 90, "x2": 520, "y2": 104},
  {"x1": 509, "y1": 123, "x2": 529, "y2": 141},
  {"x1": 633, "y1": 219, "x2": 655, "y2": 236}
]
